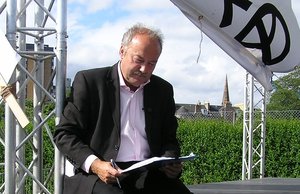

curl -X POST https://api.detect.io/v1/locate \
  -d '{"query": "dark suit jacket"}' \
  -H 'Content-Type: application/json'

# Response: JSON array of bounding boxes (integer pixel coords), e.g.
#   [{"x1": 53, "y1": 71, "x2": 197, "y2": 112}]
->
[{"x1": 53, "y1": 63, "x2": 180, "y2": 194}]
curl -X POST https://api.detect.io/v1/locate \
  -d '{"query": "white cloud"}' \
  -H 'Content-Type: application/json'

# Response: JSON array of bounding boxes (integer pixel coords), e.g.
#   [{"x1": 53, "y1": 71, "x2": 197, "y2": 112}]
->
[
  {"x1": 122, "y1": 0, "x2": 173, "y2": 11},
  {"x1": 68, "y1": 0, "x2": 114, "y2": 13}
]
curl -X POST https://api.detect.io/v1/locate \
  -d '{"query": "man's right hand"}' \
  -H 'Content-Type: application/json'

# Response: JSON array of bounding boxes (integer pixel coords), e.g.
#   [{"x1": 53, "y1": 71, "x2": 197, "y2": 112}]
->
[{"x1": 90, "y1": 158, "x2": 121, "y2": 184}]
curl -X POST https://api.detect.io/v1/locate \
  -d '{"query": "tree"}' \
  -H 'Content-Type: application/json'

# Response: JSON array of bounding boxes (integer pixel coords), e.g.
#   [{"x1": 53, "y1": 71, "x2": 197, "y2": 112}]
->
[{"x1": 267, "y1": 67, "x2": 300, "y2": 110}]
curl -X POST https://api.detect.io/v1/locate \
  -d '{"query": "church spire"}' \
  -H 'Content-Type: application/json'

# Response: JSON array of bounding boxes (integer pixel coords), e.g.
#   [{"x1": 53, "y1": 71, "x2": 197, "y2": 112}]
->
[{"x1": 222, "y1": 75, "x2": 231, "y2": 107}]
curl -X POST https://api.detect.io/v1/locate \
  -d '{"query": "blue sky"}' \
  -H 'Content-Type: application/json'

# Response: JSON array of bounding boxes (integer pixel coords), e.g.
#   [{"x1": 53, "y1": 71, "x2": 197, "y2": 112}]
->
[
  {"x1": 66, "y1": 0, "x2": 244, "y2": 105},
  {"x1": 64, "y1": 0, "x2": 300, "y2": 105},
  {"x1": 1, "y1": 0, "x2": 300, "y2": 105}
]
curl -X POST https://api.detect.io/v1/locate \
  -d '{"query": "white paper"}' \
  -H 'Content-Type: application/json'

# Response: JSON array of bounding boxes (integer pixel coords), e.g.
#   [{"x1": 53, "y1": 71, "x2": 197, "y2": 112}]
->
[
  {"x1": 119, "y1": 152, "x2": 196, "y2": 173},
  {"x1": 0, "y1": 30, "x2": 21, "y2": 83}
]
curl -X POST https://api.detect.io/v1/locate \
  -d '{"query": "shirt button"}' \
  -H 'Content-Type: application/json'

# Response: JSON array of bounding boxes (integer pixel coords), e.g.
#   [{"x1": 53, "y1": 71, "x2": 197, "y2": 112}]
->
[{"x1": 114, "y1": 145, "x2": 119, "y2": 151}]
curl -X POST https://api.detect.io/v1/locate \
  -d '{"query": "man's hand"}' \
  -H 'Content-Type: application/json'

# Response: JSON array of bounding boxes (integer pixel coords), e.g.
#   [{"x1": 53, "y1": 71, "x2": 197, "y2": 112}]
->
[
  {"x1": 90, "y1": 158, "x2": 121, "y2": 184},
  {"x1": 160, "y1": 162, "x2": 183, "y2": 179}
]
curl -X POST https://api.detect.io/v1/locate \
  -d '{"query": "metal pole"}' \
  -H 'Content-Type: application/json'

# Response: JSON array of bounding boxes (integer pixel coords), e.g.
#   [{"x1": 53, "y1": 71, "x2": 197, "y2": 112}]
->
[
  {"x1": 242, "y1": 71, "x2": 267, "y2": 180},
  {"x1": 260, "y1": 87, "x2": 266, "y2": 178},
  {"x1": 4, "y1": 0, "x2": 17, "y2": 193},
  {"x1": 242, "y1": 72, "x2": 249, "y2": 180},
  {"x1": 242, "y1": 72, "x2": 254, "y2": 180},
  {"x1": 248, "y1": 75, "x2": 254, "y2": 180},
  {"x1": 55, "y1": 0, "x2": 67, "y2": 193},
  {"x1": 4, "y1": 108, "x2": 16, "y2": 194},
  {"x1": 33, "y1": 0, "x2": 44, "y2": 193},
  {"x1": 16, "y1": 0, "x2": 27, "y2": 193}
]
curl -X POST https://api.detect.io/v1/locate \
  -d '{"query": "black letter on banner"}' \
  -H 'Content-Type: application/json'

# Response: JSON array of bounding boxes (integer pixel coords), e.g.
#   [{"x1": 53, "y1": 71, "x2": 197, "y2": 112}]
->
[
  {"x1": 235, "y1": 3, "x2": 290, "y2": 65},
  {"x1": 220, "y1": 0, "x2": 252, "y2": 27}
]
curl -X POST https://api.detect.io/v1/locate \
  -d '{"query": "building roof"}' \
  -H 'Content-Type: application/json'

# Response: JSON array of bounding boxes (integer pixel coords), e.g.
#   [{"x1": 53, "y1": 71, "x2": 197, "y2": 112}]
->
[{"x1": 175, "y1": 75, "x2": 240, "y2": 116}]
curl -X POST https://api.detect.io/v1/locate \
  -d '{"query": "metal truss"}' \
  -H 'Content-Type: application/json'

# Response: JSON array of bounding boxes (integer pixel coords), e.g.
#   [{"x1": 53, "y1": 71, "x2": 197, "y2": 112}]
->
[
  {"x1": 242, "y1": 72, "x2": 267, "y2": 180},
  {"x1": 0, "y1": 0, "x2": 66, "y2": 193}
]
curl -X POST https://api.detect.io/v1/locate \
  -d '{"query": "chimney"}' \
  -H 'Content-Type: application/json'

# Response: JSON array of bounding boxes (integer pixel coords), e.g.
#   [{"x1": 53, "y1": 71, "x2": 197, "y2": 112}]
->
[{"x1": 194, "y1": 101, "x2": 201, "y2": 113}]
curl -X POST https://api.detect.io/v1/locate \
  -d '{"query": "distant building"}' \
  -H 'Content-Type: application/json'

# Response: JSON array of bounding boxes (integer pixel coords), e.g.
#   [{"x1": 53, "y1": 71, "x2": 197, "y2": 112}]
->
[
  {"x1": 175, "y1": 101, "x2": 222, "y2": 118},
  {"x1": 65, "y1": 78, "x2": 72, "y2": 97},
  {"x1": 218, "y1": 75, "x2": 236, "y2": 121},
  {"x1": 25, "y1": 44, "x2": 71, "y2": 101},
  {"x1": 66, "y1": 78, "x2": 72, "y2": 89},
  {"x1": 175, "y1": 75, "x2": 241, "y2": 122},
  {"x1": 25, "y1": 44, "x2": 54, "y2": 100}
]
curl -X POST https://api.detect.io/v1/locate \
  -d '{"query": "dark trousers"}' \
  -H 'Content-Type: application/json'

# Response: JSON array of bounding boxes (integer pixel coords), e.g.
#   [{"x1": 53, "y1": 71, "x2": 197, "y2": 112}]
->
[{"x1": 92, "y1": 162, "x2": 192, "y2": 194}]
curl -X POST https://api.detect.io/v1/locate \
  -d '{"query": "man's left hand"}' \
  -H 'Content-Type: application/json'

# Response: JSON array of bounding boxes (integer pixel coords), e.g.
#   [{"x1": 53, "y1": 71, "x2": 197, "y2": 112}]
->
[{"x1": 160, "y1": 163, "x2": 183, "y2": 179}]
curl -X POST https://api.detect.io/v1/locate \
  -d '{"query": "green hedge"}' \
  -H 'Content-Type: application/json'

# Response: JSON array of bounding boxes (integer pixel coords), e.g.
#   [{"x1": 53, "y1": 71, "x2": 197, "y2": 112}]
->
[
  {"x1": 264, "y1": 119, "x2": 300, "y2": 177},
  {"x1": 177, "y1": 119, "x2": 300, "y2": 185},
  {"x1": 1, "y1": 103, "x2": 299, "y2": 188}
]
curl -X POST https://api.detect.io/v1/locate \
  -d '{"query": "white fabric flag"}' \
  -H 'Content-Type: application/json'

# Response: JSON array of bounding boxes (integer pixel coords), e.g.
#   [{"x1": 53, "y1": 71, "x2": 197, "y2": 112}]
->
[
  {"x1": 0, "y1": 30, "x2": 29, "y2": 128},
  {"x1": 0, "y1": 30, "x2": 21, "y2": 83},
  {"x1": 170, "y1": 0, "x2": 300, "y2": 91}
]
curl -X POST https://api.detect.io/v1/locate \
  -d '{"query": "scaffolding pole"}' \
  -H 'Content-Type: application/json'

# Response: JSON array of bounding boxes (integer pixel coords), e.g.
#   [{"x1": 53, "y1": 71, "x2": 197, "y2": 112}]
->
[
  {"x1": 54, "y1": 0, "x2": 67, "y2": 193},
  {"x1": 5, "y1": 1, "x2": 17, "y2": 193},
  {"x1": 242, "y1": 71, "x2": 267, "y2": 180},
  {"x1": 16, "y1": 0, "x2": 27, "y2": 193},
  {"x1": 2, "y1": 0, "x2": 67, "y2": 193}
]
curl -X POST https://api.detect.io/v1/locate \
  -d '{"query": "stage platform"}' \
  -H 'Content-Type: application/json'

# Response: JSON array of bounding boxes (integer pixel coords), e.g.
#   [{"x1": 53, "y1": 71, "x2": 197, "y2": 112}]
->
[{"x1": 188, "y1": 178, "x2": 300, "y2": 194}]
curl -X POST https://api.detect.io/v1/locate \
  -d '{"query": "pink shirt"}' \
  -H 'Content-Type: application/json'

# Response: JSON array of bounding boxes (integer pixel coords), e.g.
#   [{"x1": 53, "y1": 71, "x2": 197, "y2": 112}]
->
[
  {"x1": 116, "y1": 63, "x2": 151, "y2": 162},
  {"x1": 81, "y1": 64, "x2": 151, "y2": 172}
]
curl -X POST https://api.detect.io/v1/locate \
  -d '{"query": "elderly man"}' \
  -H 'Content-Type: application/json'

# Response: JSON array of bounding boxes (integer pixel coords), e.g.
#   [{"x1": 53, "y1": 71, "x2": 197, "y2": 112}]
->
[{"x1": 54, "y1": 23, "x2": 192, "y2": 194}]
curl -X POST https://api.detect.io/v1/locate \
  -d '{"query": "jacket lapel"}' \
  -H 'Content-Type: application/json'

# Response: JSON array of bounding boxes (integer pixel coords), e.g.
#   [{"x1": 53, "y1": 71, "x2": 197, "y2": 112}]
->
[{"x1": 106, "y1": 63, "x2": 121, "y2": 132}]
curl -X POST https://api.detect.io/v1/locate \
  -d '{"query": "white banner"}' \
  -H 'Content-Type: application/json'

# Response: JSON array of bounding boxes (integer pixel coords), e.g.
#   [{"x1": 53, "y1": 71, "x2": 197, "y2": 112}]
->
[
  {"x1": 0, "y1": 30, "x2": 21, "y2": 84},
  {"x1": 170, "y1": 0, "x2": 300, "y2": 90},
  {"x1": 0, "y1": 30, "x2": 29, "y2": 128}
]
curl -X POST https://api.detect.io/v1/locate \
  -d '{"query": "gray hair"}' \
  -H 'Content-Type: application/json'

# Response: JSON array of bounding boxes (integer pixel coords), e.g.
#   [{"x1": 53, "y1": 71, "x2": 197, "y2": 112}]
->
[{"x1": 121, "y1": 23, "x2": 164, "y2": 50}]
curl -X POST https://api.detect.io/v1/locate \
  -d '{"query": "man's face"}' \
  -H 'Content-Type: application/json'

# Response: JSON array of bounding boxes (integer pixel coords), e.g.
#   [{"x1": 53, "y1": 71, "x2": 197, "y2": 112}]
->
[{"x1": 119, "y1": 34, "x2": 161, "y2": 89}]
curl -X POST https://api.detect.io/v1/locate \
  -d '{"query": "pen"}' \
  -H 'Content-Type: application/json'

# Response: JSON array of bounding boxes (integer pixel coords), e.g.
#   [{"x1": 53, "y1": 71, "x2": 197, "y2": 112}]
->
[{"x1": 110, "y1": 159, "x2": 122, "y2": 188}]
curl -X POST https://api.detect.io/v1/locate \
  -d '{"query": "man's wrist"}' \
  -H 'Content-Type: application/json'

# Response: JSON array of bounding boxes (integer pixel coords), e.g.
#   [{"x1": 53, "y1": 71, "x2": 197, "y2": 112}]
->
[{"x1": 81, "y1": 154, "x2": 98, "y2": 173}]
